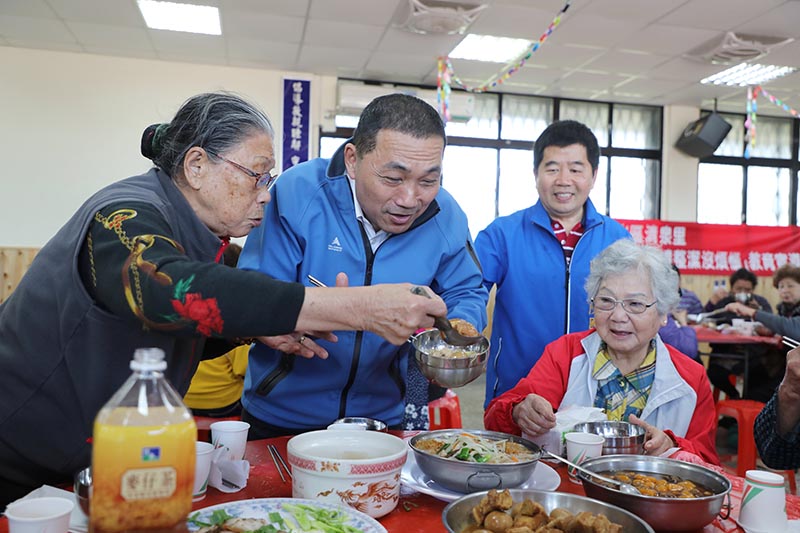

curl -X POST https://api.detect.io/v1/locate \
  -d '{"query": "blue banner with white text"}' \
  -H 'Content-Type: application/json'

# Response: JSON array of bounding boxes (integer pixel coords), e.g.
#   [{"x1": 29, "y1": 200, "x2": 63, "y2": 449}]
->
[{"x1": 282, "y1": 78, "x2": 310, "y2": 171}]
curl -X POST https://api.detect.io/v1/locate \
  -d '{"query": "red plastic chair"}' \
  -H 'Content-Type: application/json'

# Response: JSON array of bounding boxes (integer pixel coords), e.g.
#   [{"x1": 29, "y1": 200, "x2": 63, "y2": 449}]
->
[
  {"x1": 716, "y1": 399, "x2": 796, "y2": 493},
  {"x1": 428, "y1": 389, "x2": 462, "y2": 430}
]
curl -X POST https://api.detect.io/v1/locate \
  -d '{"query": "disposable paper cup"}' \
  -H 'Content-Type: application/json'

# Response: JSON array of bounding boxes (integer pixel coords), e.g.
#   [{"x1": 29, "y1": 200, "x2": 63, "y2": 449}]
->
[
  {"x1": 210, "y1": 420, "x2": 250, "y2": 460},
  {"x1": 193, "y1": 441, "x2": 215, "y2": 500},
  {"x1": 565, "y1": 431, "x2": 604, "y2": 484},
  {"x1": 6, "y1": 496, "x2": 74, "y2": 533},
  {"x1": 738, "y1": 469, "x2": 788, "y2": 532}
]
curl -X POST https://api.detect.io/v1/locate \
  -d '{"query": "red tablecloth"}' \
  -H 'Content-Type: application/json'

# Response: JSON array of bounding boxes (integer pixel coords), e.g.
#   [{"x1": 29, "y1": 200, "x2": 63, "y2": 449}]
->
[
  {"x1": 2, "y1": 433, "x2": 799, "y2": 532},
  {"x1": 692, "y1": 325, "x2": 782, "y2": 347}
]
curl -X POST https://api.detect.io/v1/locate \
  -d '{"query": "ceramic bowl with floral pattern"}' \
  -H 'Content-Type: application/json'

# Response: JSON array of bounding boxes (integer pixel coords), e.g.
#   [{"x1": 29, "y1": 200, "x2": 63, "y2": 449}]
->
[{"x1": 286, "y1": 429, "x2": 407, "y2": 518}]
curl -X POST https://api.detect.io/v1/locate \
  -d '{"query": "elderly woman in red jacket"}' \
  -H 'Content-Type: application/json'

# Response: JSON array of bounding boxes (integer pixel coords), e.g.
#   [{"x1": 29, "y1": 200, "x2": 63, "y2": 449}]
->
[{"x1": 484, "y1": 239, "x2": 719, "y2": 465}]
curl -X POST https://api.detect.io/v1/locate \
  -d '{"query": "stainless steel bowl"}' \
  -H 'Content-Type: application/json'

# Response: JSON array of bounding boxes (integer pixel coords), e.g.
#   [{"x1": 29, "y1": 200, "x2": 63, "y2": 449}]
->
[
  {"x1": 410, "y1": 329, "x2": 488, "y2": 388},
  {"x1": 74, "y1": 466, "x2": 91, "y2": 516},
  {"x1": 330, "y1": 417, "x2": 388, "y2": 431},
  {"x1": 571, "y1": 421, "x2": 645, "y2": 455},
  {"x1": 409, "y1": 429, "x2": 541, "y2": 493},
  {"x1": 578, "y1": 455, "x2": 731, "y2": 531},
  {"x1": 442, "y1": 489, "x2": 655, "y2": 533}
]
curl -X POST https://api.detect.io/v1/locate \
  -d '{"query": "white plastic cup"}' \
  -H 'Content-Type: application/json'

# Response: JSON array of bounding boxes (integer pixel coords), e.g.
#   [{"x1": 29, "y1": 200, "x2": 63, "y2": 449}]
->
[
  {"x1": 6, "y1": 496, "x2": 74, "y2": 533},
  {"x1": 738, "y1": 469, "x2": 788, "y2": 533},
  {"x1": 193, "y1": 440, "x2": 215, "y2": 500},
  {"x1": 210, "y1": 420, "x2": 250, "y2": 460},
  {"x1": 564, "y1": 432, "x2": 605, "y2": 483}
]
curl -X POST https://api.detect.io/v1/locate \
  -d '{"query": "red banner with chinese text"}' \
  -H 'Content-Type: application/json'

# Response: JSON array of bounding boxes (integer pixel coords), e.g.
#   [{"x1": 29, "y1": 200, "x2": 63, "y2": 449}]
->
[{"x1": 617, "y1": 220, "x2": 800, "y2": 276}]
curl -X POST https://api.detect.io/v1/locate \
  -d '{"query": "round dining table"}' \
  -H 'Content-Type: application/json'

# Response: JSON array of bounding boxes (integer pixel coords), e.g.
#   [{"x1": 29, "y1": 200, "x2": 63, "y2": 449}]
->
[{"x1": 1, "y1": 431, "x2": 798, "y2": 532}]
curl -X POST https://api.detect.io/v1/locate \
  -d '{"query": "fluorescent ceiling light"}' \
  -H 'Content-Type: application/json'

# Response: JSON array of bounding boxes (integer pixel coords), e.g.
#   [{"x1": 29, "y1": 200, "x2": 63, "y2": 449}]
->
[
  {"x1": 137, "y1": 0, "x2": 221, "y2": 35},
  {"x1": 449, "y1": 34, "x2": 533, "y2": 63},
  {"x1": 701, "y1": 63, "x2": 797, "y2": 86}
]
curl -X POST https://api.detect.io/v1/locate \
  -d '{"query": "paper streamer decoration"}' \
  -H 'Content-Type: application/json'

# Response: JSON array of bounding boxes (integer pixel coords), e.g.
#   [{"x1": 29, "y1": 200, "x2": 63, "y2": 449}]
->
[
  {"x1": 436, "y1": 0, "x2": 571, "y2": 121},
  {"x1": 744, "y1": 84, "x2": 798, "y2": 159}
]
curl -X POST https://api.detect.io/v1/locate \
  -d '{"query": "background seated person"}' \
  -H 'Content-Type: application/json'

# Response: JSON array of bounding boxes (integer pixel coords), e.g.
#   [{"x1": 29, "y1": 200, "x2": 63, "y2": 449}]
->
[
  {"x1": 755, "y1": 346, "x2": 800, "y2": 470},
  {"x1": 184, "y1": 343, "x2": 248, "y2": 418},
  {"x1": 659, "y1": 266, "x2": 699, "y2": 362},
  {"x1": 705, "y1": 267, "x2": 773, "y2": 401},
  {"x1": 673, "y1": 264, "x2": 703, "y2": 315},
  {"x1": 724, "y1": 263, "x2": 800, "y2": 402},
  {"x1": 484, "y1": 239, "x2": 719, "y2": 465}
]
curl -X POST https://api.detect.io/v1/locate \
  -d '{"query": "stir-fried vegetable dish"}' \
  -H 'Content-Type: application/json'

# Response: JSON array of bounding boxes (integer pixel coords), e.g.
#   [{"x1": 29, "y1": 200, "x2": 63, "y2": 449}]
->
[{"x1": 415, "y1": 432, "x2": 537, "y2": 464}]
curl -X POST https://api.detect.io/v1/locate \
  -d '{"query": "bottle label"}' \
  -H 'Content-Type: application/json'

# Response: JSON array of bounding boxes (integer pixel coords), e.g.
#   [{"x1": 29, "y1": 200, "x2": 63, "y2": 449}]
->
[{"x1": 120, "y1": 466, "x2": 177, "y2": 500}]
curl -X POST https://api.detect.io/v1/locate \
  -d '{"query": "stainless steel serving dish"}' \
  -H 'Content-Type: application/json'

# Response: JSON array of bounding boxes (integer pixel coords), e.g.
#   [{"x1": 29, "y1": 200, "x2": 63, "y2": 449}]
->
[
  {"x1": 571, "y1": 420, "x2": 645, "y2": 455},
  {"x1": 442, "y1": 489, "x2": 655, "y2": 533},
  {"x1": 409, "y1": 429, "x2": 541, "y2": 493},
  {"x1": 578, "y1": 455, "x2": 731, "y2": 531},
  {"x1": 410, "y1": 329, "x2": 489, "y2": 388}
]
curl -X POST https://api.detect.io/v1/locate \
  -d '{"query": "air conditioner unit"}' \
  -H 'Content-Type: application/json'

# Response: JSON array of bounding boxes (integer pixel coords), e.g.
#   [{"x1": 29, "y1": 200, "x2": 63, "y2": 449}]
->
[
  {"x1": 686, "y1": 32, "x2": 794, "y2": 64},
  {"x1": 396, "y1": 0, "x2": 488, "y2": 35},
  {"x1": 336, "y1": 82, "x2": 475, "y2": 123}
]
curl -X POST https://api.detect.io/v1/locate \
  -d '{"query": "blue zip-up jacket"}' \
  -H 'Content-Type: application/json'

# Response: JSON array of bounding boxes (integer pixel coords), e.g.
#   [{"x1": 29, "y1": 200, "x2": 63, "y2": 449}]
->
[
  {"x1": 475, "y1": 199, "x2": 630, "y2": 407},
  {"x1": 238, "y1": 142, "x2": 488, "y2": 430}
]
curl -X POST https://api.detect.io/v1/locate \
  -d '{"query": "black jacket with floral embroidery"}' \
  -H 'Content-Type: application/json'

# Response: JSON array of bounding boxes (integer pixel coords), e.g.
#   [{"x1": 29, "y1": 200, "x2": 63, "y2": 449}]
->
[{"x1": 0, "y1": 168, "x2": 303, "y2": 503}]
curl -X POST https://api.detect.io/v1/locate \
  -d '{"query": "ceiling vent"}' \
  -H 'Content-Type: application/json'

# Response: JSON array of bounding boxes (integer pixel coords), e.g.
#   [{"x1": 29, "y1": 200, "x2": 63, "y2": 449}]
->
[
  {"x1": 396, "y1": 0, "x2": 489, "y2": 35},
  {"x1": 686, "y1": 32, "x2": 794, "y2": 65}
]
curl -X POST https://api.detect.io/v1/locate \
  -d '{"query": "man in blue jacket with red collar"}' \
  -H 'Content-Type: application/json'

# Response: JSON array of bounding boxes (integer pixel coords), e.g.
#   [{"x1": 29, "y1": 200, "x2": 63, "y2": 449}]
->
[
  {"x1": 475, "y1": 120, "x2": 630, "y2": 407},
  {"x1": 239, "y1": 94, "x2": 488, "y2": 437}
]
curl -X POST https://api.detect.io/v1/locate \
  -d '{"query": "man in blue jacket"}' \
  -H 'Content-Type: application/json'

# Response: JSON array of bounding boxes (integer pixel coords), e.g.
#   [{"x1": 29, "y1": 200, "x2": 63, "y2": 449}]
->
[
  {"x1": 475, "y1": 120, "x2": 630, "y2": 407},
  {"x1": 239, "y1": 94, "x2": 488, "y2": 437}
]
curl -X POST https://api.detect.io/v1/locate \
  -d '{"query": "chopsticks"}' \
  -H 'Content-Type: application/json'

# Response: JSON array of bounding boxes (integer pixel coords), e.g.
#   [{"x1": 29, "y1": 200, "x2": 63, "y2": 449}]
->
[
  {"x1": 268, "y1": 444, "x2": 292, "y2": 483},
  {"x1": 783, "y1": 336, "x2": 800, "y2": 350}
]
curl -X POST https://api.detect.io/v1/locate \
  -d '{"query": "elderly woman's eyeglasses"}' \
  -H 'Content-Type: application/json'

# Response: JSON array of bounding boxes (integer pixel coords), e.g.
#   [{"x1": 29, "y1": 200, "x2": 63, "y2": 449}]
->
[
  {"x1": 206, "y1": 149, "x2": 278, "y2": 190},
  {"x1": 592, "y1": 296, "x2": 657, "y2": 315}
]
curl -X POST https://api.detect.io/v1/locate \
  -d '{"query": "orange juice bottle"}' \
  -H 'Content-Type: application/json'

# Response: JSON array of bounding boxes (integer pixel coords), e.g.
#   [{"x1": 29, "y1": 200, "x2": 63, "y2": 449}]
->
[{"x1": 90, "y1": 348, "x2": 196, "y2": 533}]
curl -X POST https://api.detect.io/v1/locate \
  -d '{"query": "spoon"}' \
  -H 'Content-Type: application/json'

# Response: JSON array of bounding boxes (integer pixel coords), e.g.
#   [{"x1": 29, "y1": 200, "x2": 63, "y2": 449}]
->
[
  {"x1": 409, "y1": 286, "x2": 484, "y2": 347},
  {"x1": 542, "y1": 451, "x2": 642, "y2": 495}
]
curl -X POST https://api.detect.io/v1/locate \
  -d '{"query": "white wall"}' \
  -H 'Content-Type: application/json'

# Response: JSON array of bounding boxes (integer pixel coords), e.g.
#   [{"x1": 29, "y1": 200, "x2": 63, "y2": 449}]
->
[
  {"x1": 661, "y1": 105, "x2": 701, "y2": 221},
  {"x1": 0, "y1": 46, "x2": 335, "y2": 247}
]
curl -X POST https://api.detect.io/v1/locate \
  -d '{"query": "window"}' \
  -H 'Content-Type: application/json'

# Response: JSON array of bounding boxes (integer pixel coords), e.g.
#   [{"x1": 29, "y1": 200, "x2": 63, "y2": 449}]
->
[{"x1": 698, "y1": 113, "x2": 800, "y2": 225}]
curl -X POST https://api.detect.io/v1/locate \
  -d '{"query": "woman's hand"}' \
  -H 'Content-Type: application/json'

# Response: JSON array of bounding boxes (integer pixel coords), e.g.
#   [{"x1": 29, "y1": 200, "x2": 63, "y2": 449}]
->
[
  {"x1": 511, "y1": 394, "x2": 556, "y2": 436},
  {"x1": 629, "y1": 414, "x2": 676, "y2": 457},
  {"x1": 724, "y1": 301, "x2": 756, "y2": 319},
  {"x1": 256, "y1": 331, "x2": 338, "y2": 359}
]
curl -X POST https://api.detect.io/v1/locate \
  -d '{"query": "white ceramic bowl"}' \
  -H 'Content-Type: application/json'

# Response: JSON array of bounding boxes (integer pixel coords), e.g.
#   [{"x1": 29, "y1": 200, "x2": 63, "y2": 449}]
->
[{"x1": 287, "y1": 429, "x2": 407, "y2": 518}]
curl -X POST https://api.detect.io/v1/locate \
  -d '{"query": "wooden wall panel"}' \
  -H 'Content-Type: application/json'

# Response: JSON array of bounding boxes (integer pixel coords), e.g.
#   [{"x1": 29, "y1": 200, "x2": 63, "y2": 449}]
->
[{"x1": 0, "y1": 247, "x2": 39, "y2": 303}]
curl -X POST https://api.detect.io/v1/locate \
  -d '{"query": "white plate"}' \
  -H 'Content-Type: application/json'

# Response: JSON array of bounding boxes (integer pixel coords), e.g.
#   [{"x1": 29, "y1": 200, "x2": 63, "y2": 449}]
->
[
  {"x1": 400, "y1": 450, "x2": 561, "y2": 502},
  {"x1": 187, "y1": 497, "x2": 387, "y2": 533}
]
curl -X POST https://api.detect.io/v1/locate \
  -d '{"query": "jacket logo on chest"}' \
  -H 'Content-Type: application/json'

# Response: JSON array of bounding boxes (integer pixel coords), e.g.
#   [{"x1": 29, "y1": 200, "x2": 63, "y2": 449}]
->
[{"x1": 328, "y1": 236, "x2": 343, "y2": 252}]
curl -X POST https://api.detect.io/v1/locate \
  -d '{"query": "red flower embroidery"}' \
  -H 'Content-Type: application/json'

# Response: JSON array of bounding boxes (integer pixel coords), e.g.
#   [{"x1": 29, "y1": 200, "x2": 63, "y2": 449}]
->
[{"x1": 172, "y1": 293, "x2": 223, "y2": 336}]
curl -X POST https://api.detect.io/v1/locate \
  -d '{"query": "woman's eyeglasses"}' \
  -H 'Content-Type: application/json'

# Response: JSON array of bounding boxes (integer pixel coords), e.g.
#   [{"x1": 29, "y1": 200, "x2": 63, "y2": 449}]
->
[
  {"x1": 206, "y1": 149, "x2": 278, "y2": 190},
  {"x1": 592, "y1": 295, "x2": 657, "y2": 315}
]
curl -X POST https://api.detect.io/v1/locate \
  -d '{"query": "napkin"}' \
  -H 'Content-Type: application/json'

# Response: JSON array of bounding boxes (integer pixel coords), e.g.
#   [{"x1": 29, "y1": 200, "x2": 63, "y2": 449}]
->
[
  {"x1": 207, "y1": 446, "x2": 250, "y2": 493},
  {"x1": 12, "y1": 485, "x2": 88, "y2": 533}
]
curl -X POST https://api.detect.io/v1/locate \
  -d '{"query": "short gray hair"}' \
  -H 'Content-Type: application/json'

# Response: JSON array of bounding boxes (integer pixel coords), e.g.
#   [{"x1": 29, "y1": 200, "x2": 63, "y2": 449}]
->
[
  {"x1": 142, "y1": 92, "x2": 274, "y2": 179},
  {"x1": 584, "y1": 239, "x2": 679, "y2": 315}
]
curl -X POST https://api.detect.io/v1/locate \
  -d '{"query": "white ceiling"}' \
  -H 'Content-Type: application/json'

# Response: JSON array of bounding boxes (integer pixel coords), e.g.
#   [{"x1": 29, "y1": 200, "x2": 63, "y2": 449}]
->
[{"x1": 2, "y1": 0, "x2": 800, "y2": 115}]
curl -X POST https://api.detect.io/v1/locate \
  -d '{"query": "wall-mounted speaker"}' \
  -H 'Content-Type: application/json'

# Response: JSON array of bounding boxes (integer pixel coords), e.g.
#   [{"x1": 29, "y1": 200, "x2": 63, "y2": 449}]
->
[{"x1": 675, "y1": 112, "x2": 733, "y2": 158}]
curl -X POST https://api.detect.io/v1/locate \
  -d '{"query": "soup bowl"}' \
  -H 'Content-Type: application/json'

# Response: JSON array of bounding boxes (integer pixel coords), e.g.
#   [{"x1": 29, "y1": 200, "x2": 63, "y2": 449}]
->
[
  {"x1": 578, "y1": 455, "x2": 731, "y2": 531},
  {"x1": 571, "y1": 420, "x2": 645, "y2": 455},
  {"x1": 286, "y1": 429, "x2": 407, "y2": 518}
]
